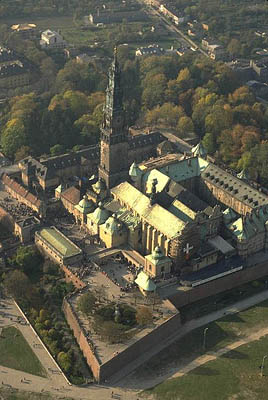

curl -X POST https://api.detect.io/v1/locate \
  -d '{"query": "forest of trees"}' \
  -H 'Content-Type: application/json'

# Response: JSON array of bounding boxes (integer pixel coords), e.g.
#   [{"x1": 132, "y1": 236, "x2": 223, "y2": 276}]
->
[
  {"x1": 138, "y1": 53, "x2": 268, "y2": 184},
  {"x1": 0, "y1": 0, "x2": 98, "y2": 18},
  {"x1": 1, "y1": 43, "x2": 268, "y2": 184}
]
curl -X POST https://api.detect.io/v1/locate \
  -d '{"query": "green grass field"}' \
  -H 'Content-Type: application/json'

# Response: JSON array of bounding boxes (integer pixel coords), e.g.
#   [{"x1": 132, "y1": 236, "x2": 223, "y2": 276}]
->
[
  {"x1": 0, "y1": 389, "x2": 54, "y2": 400},
  {"x1": 0, "y1": 327, "x2": 46, "y2": 377},
  {"x1": 136, "y1": 299, "x2": 268, "y2": 382},
  {"x1": 146, "y1": 334, "x2": 268, "y2": 400}
]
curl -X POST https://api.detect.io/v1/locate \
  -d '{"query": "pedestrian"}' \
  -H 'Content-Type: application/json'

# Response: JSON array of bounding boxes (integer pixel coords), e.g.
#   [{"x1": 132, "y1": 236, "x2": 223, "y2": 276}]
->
[{"x1": 111, "y1": 391, "x2": 114, "y2": 398}]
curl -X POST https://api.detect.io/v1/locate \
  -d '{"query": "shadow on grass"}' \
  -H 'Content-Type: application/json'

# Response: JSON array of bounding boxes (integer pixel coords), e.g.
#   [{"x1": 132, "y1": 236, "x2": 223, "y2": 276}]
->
[
  {"x1": 189, "y1": 365, "x2": 219, "y2": 376},
  {"x1": 217, "y1": 313, "x2": 245, "y2": 323},
  {"x1": 222, "y1": 350, "x2": 249, "y2": 360}
]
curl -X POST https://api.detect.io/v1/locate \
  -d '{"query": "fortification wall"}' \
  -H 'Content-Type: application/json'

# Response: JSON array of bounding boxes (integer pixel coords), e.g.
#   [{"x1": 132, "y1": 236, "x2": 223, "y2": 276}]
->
[
  {"x1": 63, "y1": 297, "x2": 181, "y2": 382},
  {"x1": 170, "y1": 261, "x2": 268, "y2": 308},
  {"x1": 62, "y1": 299, "x2": 101, "y2": 381}
]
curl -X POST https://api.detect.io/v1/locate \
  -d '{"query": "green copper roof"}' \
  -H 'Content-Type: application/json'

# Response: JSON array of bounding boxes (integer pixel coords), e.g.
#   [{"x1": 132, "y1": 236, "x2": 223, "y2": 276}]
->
[
  {"x1": 116, "y1": 207, "x2": 141, "y2": 230},
  {"x1": 55, "y1": 184, "x2": 63, "y2": 193},
  {"x1": 227, "y1": 207, "x2": 268, "y2": 241},
  {"x1": 75, "y1": 195, "x2": 94, "y2": 214},
  {"x1": 237, "y1": 169, "x2": 249, "y2": 181},
  {"x1": 93, "y1": 179, "x2": 106, "y2": 193},
  {"x1": 159, "y1": 157, "x2": 208, "y2": 183},
  {"x1": 88, "y1": 202, "x2": 110, "y2": 225},
  {"x1": 103, "y1": 214, "x2": 125, "y2": 234},
  {"x1": 191, "y1": 142, "x2": 207, "y2": 158},
  {"x1": 111, "y1": 182, "x2": 185, "y2": 239},
  {"x1": 223, "y1": 207, "x2": 238, "y2": 224},
  {"x1": 38, "y1": 227, "x2": 82, "y2": 257},
  {"x1": 135, "y1": 271, "x2": 156, "y2": 291},
  {"x1": 145, "y1": 246, "x2": 171, "y2": 266},
  {"x1": 129, "y1": 162, "x2": 143, "y2": 180}
]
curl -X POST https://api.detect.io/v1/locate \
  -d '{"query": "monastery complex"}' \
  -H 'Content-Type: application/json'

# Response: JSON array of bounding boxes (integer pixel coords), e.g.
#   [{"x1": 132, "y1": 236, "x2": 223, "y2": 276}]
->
[{"x1": 2, "y1": 54, "x2": 268, "y2": 382}]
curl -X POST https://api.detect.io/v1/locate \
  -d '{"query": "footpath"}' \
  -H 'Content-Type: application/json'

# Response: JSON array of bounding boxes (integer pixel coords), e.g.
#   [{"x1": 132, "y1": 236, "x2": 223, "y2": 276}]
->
[
  {"x1": 2, "y1": 290, "x2": 268, "y2": 399},
  {"x1": 118, "y1": 289, "x2": 268, "y2": 390}
]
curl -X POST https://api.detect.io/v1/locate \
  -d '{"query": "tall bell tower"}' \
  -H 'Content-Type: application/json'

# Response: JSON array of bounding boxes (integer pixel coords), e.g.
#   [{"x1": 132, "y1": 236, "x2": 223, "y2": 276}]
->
[{"x1": 98, "y1": 49, "x2": 129, "y2": 190}]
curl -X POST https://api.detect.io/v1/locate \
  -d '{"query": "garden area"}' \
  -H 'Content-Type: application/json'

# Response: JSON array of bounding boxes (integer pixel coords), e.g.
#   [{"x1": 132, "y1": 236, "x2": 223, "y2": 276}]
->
[
  {"x1": 0, "y1": 326, "x2": 46, "y2": 377},
  {"x1": 2, "y1": 245, "x2": 92, "y2": 384},
  {"x1": 77, "y1": 291, "x2": 153, "y2": 344}
]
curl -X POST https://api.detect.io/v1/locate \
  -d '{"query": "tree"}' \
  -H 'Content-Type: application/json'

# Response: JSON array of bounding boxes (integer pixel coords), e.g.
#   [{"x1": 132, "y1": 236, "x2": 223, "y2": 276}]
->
[
  {"x1": 229, "y1": 86, "x2": 255, "y2": 106},
  {"x1": 12, "y1": 245, "x2": 42, "y2": 275},
  {"x1": 136, "y1": 306, "x2": 153, "y2": 326},
  {"x1": 95, "y1": 319, "x2": 128, "y2": 344},
  {"x1": 50, "y1": 144, "x2": 65, "y2": 156},
  {"x1": 4, "y1": 270, "x2": 32, "y2": 301},
  {"x1": 39, "y1": 309, "x2": 49, "y2": 323},
  {"x1": 57, "y1": 351, "x2": 71, "y2": 372},
  {"x1": 177, "y1": 116, "x2": 194, "y2": 136},
  {"x1": 1, "y1": 119, "x2": 27, "y2": 159},
  {"x1": 15, "y1": 145, "x2": 31, "y2": 162},
  {"x1": 227, "y1": 38, "x2": 241, "y2": 58},
  {"x1": 77, "y1": 292, "x2": 96, "y2": 315},
  {"x1": 202, "y1": 132, "x2": 216, "y2": 154}
]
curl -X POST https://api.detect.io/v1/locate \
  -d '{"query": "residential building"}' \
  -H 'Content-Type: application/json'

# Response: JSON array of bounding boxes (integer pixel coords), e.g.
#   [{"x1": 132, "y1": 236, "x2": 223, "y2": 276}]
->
[
  {"x1": 11, "y1": 23, "x2": 37, "y2": 39},
  {"x1": 40, "y1": 30, "x2": 66, "y2": 49},
  {"x1": 136, "y1": 44, "x2": 165, "y2": 57}
]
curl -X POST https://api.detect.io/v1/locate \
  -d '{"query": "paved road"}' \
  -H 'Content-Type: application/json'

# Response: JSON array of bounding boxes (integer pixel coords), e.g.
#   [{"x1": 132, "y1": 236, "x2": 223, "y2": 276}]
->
[
  {"x1": 117, "y1": 289, "x2": 268, "y2": 390},
  {"x1": 143, "y1": 3, "x2": 209, "y2": 57},
  {"x1": 169, "y1": 326, "x2": 268, "y2": 381},
  {"x1": 0, "y1": 299, "x2": 139, "y2": 400},
  {"x1": 2, "y1": 290, "x2": 268, "y2": 398}
]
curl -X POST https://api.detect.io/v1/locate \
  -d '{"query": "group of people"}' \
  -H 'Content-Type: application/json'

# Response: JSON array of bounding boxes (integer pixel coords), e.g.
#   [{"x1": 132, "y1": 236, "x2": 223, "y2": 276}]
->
[{"x1": 0, "y1": 197, "x2": 35, "y2": 219}]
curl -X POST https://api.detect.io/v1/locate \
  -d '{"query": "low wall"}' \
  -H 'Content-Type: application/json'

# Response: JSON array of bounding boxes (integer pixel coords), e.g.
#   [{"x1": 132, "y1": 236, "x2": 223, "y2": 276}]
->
[
  {"x1": 62, "y1": 299, "x2": 101, "y2": 381},
  {"x1": 170, "y1": 261, "x2": 268, "y2": 308},
  {"x1": 61, "y1": 264, "x2": 86, "y2": 289},
  {"x1": 63, "y1": 296, "x2": 181, "y2": 382}
]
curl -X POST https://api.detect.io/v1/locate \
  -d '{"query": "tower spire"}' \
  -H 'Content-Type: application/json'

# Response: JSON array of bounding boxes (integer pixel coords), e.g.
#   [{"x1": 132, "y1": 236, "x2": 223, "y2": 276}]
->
[
  {"x1": 98, "y1": 55, "x2": 129, "y2": 190},
  {"x1": 102, "y1": 48, "x2": 124, "y2": 132}
]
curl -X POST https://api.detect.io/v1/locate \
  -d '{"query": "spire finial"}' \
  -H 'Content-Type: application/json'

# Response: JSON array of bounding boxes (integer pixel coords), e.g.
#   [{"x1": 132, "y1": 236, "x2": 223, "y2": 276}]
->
[{"x1": 114, "y1": 46, "x2": 118, "y2": 64}]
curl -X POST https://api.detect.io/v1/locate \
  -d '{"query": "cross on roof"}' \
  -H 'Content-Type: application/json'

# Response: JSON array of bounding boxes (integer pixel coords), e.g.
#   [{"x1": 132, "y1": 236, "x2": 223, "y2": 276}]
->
[
  {"x1": 183, "y1": 243, "x2": 193, "y2": 254},
  {"x1": 183, "y1": 242, "x2": 193, "y2": 260}
]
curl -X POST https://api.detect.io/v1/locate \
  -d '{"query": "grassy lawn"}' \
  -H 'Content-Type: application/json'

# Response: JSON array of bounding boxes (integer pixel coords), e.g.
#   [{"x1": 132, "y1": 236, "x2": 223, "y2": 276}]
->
[
  {"x1": 0, "y1": 389, "x2": 53, "y2": 400},
  {"x1": 145, "y1": 334, "x2": 268, "y2": 400},
  {"x1": 136, "y1": 299, "x2": 268, "y2": 380},
  {"x1": 0, "y1": 327, "x2": 46, "y2": 378},
  {"x1": 0, "y1": 388, "x2": 75, "y2": 399}
]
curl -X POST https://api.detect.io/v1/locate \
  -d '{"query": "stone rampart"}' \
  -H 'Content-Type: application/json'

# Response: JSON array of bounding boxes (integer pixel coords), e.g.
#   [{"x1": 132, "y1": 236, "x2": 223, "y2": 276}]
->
[
  {"x1": 170, "y1": 261, "x2": 268, "y2": 308},
  {"x1": 62, "y1": 296, "x2": 181, "y2": 382}
]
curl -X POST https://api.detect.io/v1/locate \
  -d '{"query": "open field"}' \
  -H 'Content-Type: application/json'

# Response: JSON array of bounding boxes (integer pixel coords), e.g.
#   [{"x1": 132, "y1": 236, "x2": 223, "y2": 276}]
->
[
  {"x1": 132, "y1": 299, "x2": 268, "y2": 382},
  {"x1": 145, "y1": 333, "x2": 268, "y2": 400},
  {"x1": 0, "y1": 388, "x2": 55, "y2": 400},
  {"x1": 3, "y1": 15, "x2": 176, "y2": 48},
  {"x1": 0, "y1": 327, "x2": 46, "y2": 378}
]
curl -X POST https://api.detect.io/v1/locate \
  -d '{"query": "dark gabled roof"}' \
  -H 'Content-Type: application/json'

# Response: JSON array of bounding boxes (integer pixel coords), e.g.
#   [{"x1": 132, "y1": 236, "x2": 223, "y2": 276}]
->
[
  {"x1": 177, "y1": 187, "x2": 208, "y2": 212},
  {"x1": 201, "y1": 163, "x2": 268, "y2": 208},
  {"x1": 2, "y1": 174, "x2": 41, "y2": 207},
  {"x1": 128, "y1": 131, "x2": 164, "y2": 149}
]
